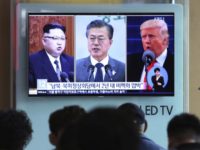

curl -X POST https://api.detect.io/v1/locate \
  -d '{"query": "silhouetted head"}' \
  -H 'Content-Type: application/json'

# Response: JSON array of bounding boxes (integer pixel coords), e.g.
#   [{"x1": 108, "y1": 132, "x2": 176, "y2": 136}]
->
[
  {"x1": 167, "y1": 113, "x2": 200, "y2": 149},
  {"x1": 0, "y1": 109, "x2": 33, "y2": 150},
  {"x1": 58, "y1": 107, "x2": 140, "y2": 150}
]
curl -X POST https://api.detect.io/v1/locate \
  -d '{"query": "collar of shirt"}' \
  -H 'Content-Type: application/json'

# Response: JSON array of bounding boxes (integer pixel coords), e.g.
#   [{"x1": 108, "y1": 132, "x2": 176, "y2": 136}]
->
[
  {"x1": 90, "y1": 55, "x2": 109, "y2": 80},
  {"x1": 45, "y1": 50, "x2": 62, "y2": 72},
  {"x1": 90, "y1": 55, "x2": 109, "y2": 66},
  {"x1": 156, "y1": 48, "x2": 167, "y2": 67}
]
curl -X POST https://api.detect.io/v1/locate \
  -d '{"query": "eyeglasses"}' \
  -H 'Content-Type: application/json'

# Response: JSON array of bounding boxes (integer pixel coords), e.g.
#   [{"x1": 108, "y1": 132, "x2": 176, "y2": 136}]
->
[
  {"x1": 44, "y1": 36, "x2": 66, "y2": 41},
  {"x1": 88, "y1": 36, "x2": 108, "y2": 44}
]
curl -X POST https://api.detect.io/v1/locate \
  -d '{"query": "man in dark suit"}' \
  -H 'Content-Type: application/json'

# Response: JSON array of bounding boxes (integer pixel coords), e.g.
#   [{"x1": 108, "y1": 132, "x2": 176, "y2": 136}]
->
[
  {"x1": 127, "y1": 19, "x2": 174, "y2": 93},
  {"x1": 151, "y1": 67, "x2": 164, "y2": 91},
  {"x1": 76, "y1": 20, "x2": 125, "y2": 82},
  {"x1": 29, "y1": 22, "x2": 74, "y2": 88}
]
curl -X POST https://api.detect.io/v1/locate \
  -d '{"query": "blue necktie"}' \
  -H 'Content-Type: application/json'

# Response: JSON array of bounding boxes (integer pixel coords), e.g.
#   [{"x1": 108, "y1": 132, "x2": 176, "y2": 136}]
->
[
  {"x1": 54, "y1": 60, "x2": 61, "y2": 81},
  {"x1": 94, "y1": 63, "x2": 103, "y2": 82}
]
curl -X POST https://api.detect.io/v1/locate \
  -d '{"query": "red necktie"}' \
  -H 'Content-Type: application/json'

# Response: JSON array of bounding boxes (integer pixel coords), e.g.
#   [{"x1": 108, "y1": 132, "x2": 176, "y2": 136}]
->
[{"x1": 144, "y1": 60, "x2": 156, "y2": 90}]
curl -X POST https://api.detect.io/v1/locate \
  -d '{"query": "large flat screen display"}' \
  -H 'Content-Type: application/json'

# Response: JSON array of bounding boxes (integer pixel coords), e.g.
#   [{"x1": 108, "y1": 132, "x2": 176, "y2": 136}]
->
[{"x1": 28, "y1": 13, "x2": 174, "y2": 96}]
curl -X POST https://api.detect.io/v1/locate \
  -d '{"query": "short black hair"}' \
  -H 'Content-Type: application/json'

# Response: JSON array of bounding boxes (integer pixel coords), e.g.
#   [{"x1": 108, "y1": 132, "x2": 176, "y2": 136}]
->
[
  {"x1": 118, "y1": 103, "x2": 145, "y2": 125},
  {"x1": 86, "y1": 20, "x2": 114, "y2": 39},
  {"x1": 167, "y1": 113, "x2": 200, "y2": 148},
  {"x1": 49, "y1": 105, "x2": 86, "y2": 134},
  {"x1": 154, "y1": 67, "x2": 160, "y2": 73},
  {"x1": 0, "y1": 109, "x2": 33, "y2": 150},
  {"x1": 43, "y1": 22, "x2": 66, "y2": 34}
]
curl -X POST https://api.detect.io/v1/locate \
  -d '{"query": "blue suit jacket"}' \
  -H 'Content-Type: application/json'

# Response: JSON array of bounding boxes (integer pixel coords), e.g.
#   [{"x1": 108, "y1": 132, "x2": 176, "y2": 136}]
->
[
  {"x1": 29, "y1": 49, "x2": 74, "y2": 88},
  {"x1": 76, "y1": 56, "x2": 125, "y2": 82},
  {"x1": 139, "y1": 135, "x2": 166, "y2": 150}
]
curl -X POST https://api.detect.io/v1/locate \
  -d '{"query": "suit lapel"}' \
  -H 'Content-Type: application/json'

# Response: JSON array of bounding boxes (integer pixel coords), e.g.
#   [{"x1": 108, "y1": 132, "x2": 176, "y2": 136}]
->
[
  {"x1": 41, "y1": 50, "x2": 59, "y2": 82},
  {"x1": 105, "y1": 57, "x2": 117, "y2": 81},
  {"x1": 163, "y1": 52, "x2": 173, "y2": 69},
  {"x1": 60, "y1": 54, "x2": 69, "y2": 73},
  {"x1": 84, "y1": 57, "x2": 95, "y2": 81}
]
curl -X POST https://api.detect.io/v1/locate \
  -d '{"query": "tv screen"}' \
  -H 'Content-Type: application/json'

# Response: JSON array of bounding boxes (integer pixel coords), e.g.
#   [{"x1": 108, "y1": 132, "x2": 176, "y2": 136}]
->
[{"x1": 28, "y1": 13, "x2": 174, "y2": 96}]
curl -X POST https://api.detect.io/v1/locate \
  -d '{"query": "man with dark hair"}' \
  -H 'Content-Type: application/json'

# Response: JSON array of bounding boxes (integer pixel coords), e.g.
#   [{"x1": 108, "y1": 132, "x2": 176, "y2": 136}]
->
[
  {"x1": 57, "y1": 107, "x2": 140, "y2": 150},
  {"x1": 76, "y1": 19, "x2": 125, "y2": 82},
  {"x1": 0, "y1": 109, "x2": 33, "y2": 150},
  {"x1": 118, "y1": 102, "x2": 166, "y2": 150},
  {"x1": 29, "y1": 22, "x2": 74, "y2": 88},
  {"x1": 167, "y1": 113, "x2": 200, "y2": 150},
  {"x1": 48, "y1": 105, "x2": 86, "y2": 149}
]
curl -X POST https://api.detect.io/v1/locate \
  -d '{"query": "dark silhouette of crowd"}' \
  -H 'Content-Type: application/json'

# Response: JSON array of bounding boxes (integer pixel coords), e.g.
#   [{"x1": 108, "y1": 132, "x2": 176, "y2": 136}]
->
[
  {"x1": 57, "y1": 107, "x2": 140, "y2": 150},
  {"x1": 1, "y1": 103, "x2": 200, "y2": 150}
]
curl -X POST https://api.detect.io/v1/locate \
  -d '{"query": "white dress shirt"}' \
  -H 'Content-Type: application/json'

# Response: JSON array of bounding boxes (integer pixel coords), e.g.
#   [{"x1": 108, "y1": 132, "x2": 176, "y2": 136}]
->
[
  {"x1": 45, "y1": 51, "x2": 62, "y2": 73},
  {"x1": 90, "y1": 55, "x2": 109, "y2": 80}
]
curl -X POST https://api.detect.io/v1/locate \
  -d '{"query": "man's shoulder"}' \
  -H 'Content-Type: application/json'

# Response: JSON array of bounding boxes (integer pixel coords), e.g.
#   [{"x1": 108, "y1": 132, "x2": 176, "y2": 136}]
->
[
  {"x1": 127, "y1": 53, "x2": 144, "y2": 70},
  {"x1": 29, "y1": 49, "x2": 46, "y2": 62},
  {"x1": 140, "y1": 136, "x2": 166, "y2": 150},
  {"x1": 61, "y1": 53, "x2": 74, "y2": 61},
  {"x1": 29, "y1": 49, "x2": 45, "y2": 56},
  {"x1": 109, "y1": 57, "x2": 125, "y2": 66},
  {"x1": 76, "y1": 57, "x2": 90, "y2": 64},
  {"x1": 127, "y1": 53, "x2": 142, "y2": 60}
]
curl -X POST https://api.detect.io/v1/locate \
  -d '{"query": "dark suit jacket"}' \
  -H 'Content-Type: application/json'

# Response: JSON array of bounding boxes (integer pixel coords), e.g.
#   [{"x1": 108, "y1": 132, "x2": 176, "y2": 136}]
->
[
  {"x1": 139, "y1": 135, "x2": 166, "y2": 150},
  {"x1": 76, "y1": 56, "x2": 125, "y2": 82},
  {"x1": 127, "y1": 51, "x2": 174, "y2": 93},
  {"x1": 29, "y1": 49, "x2": 74, "y2": 88},
  {"x1": 151, "y1": 75, "x2": 164, "y2": 91}
]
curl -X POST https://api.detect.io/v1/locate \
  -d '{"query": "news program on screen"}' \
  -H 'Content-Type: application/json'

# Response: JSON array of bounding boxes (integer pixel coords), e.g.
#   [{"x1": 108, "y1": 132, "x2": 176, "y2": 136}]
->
[{"x1": 28, "y1": 13, "x2": 174, "y2": 96}]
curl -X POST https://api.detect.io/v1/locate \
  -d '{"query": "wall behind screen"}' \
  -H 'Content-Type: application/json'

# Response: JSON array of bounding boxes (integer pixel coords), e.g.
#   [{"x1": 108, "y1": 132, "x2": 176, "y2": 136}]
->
[{"x1": 16, "y1": 4, "x2": 184, "y2": 150}]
